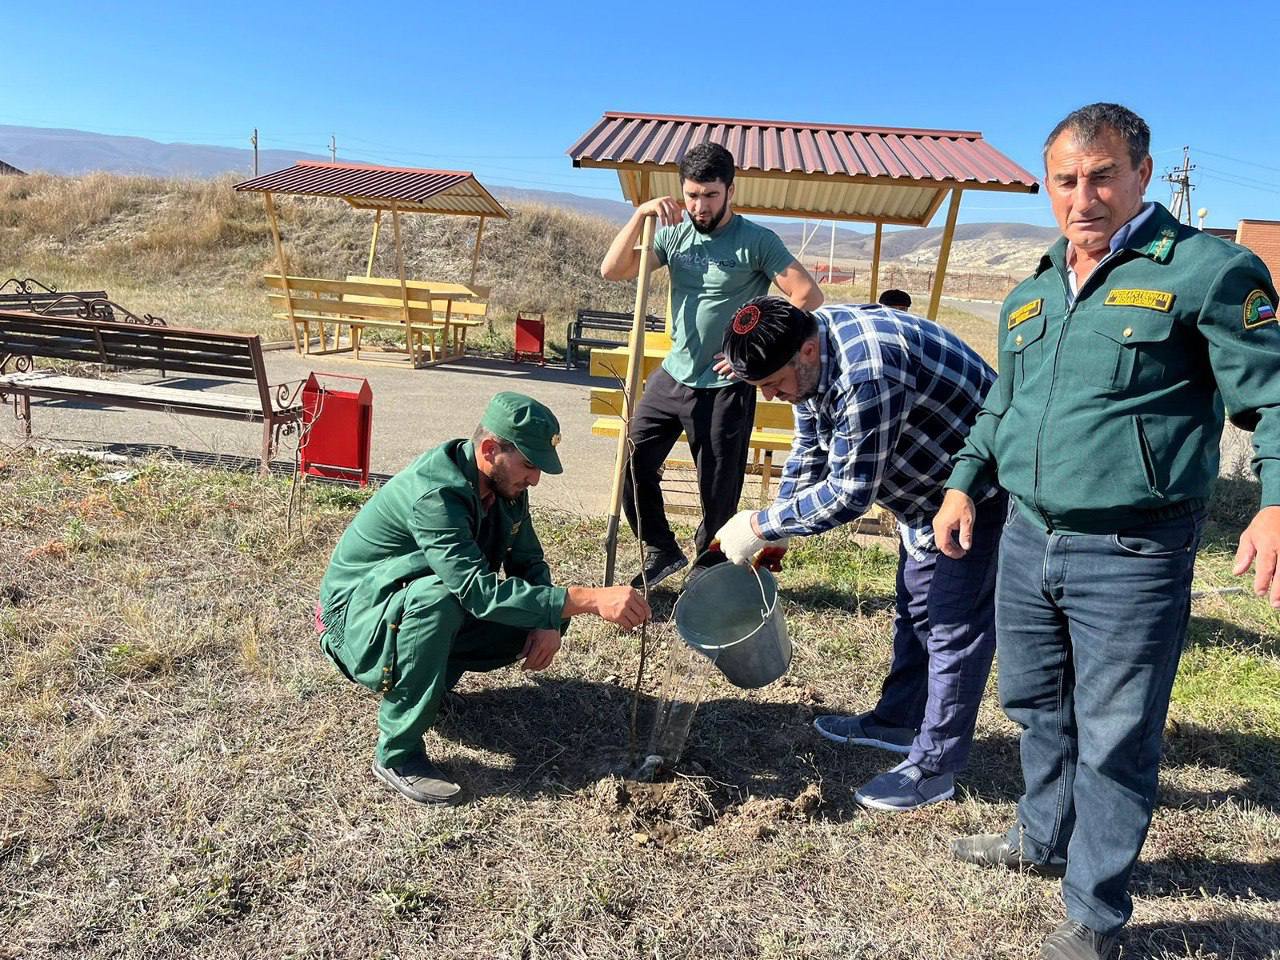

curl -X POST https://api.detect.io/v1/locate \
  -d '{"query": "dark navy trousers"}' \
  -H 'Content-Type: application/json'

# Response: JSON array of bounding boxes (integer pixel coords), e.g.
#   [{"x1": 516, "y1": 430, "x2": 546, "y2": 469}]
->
[
  {"x1": 995, "y1": 504, "x2": 1203, "y2": 935},
  {"x1": 874, "y1": 492, "x2": 1005, "y2": 775}
]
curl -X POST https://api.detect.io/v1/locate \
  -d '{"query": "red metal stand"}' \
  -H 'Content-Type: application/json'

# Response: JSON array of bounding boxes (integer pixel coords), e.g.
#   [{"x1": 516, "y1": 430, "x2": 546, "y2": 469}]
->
[
  {"x1": 299, "y1": 372, "x2": 373, "y2": 486},
  {"x1": 513, "y1": 311, "x2": 546, "y2": 365}
]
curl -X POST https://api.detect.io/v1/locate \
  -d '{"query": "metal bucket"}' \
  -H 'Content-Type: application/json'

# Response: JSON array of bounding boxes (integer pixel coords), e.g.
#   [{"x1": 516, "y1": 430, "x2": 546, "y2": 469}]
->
[{"x1": 673, "y1": 562, "x2": 790, "y2": 689}]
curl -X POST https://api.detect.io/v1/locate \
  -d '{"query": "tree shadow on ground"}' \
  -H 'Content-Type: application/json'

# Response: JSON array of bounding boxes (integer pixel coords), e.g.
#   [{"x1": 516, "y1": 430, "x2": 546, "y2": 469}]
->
[
  {"x1": 1199, "y1": 475, "x2": 1259, "y2": 554},
  {"x1": 1122, "y1": 916, "x2": 1279, "y2": 960},
  {"x1": 435, "y1": 675, "x2": 943, "y2": 817},
  {"x1": 1132, "y1": 855, "x2": 1280, "y2": 903},
  {"x1": 440, "y1": 354, "x2": 601, "y2": 387},
  {"x1": 1187, "y1": 612, "x2": 1280, "y2": 660},
  {"x1": 1159, "y1": 723, "x2": 1280, "y2": 812}
]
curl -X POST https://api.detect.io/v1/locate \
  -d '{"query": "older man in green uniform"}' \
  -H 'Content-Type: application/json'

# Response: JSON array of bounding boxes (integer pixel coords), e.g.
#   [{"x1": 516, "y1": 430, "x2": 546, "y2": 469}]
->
[
  {"x1": 318, "y1": 392, "x2": 650, "y2": 806},
  {"x1": 934, "y1": 103, "x2": 1280, "y2": 960}
]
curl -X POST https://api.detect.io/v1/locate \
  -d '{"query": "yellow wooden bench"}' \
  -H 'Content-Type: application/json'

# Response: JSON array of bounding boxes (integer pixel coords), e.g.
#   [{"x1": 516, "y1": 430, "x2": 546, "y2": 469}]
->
[
  {"x1": 587, "y1": 337, "x2": 891, "y2": 532},
  {"x1": 265, "y1": 275, "x2": 476, "y2": 367},
  {"x1": 346, "y1": 274, "x2": 489, "y2": 356},
  {"x1": 590, "y1": 384, "x2": 795, "y2": 506}
]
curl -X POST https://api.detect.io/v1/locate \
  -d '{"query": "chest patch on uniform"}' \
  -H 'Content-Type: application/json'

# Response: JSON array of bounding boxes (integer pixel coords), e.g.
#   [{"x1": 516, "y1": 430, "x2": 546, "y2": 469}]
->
[
  {"x1": 1103, "y1": 289, "x2": 1175, "y2": 312},
  {"x1": 511, "y1": 520, "x2": 523, "y2": 536},
  {"x1": 1244, "y1": 289, "x2": 1277, "y2": 329},
  {"x1": 1008, "y1": 299, "x2": 1043, "y2": 329}
]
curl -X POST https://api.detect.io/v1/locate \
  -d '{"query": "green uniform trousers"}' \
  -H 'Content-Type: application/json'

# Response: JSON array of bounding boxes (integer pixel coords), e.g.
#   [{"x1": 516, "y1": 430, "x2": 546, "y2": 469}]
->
[
  {"x1": 368, "y1": 576, "x2": 528, "y2": 768},
  {"x1": 325, "y1": 576, "x2": 529, "y2": 773}
]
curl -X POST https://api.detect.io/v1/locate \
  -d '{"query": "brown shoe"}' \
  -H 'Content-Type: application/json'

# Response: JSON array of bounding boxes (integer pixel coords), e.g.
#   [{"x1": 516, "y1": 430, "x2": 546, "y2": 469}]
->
[
  {"x1": 372, "y1": 756, "x2": 463, "y2": 806},
  {"x1": 1040, "y1": 921, "x2": 1117, "y2": 960},
  {"x1": 951, "y1": 832, "x2": 1066, "y2": 878}
]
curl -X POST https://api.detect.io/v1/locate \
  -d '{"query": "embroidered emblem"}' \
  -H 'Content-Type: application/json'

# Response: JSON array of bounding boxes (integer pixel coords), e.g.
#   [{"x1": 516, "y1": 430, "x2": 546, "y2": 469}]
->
[
  {"x1": 732, "y1": 303, "x2": 762, "y2": 334},
  {"x1": 1146, "y1": 227, "x2": 1176, "y2": 260},
  {"x1": 1103, "y1": 289, "x2": 1175, "y2": 312},
  {"x1": 511, "y1": 520, "x2": 523, "y2": 535},
  {"x1": 1008, "y1": 299, "x2": 1043, "y2": 330},
  {"x1": 1244, "y1": 289, "x2": 1277, "y2": 329},
  {"x1": 550, "y1": 433, "x2": 561, "y2": 447}
]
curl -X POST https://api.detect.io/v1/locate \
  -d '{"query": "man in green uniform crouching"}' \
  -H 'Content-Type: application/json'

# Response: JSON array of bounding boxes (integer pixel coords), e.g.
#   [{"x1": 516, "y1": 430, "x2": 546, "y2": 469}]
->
[{"x1": 317, "y1": 391, "x2": 651, "y2": 806}]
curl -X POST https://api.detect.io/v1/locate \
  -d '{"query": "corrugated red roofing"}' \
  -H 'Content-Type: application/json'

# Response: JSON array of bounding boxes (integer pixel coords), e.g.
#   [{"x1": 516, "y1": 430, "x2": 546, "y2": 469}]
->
[
  {"x1": 568, "y1": 112, "x2": 1038, "y2": 190},
  {"x1": 233, "y1": 161, "x2": 508, "y2": 218}
]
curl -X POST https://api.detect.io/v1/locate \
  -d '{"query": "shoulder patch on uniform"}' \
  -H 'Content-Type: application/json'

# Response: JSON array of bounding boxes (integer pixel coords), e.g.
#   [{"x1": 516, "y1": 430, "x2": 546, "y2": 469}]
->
[
  {"x1": 1244, "y1": 289, "x2": 1277, "y2": 329},
  {"x1": 1008, "y1": 299, "x2": 1043, "y2": 329},
  {"x1": 1103, "y1": 289, "x2": 1175, "y2": 312}
]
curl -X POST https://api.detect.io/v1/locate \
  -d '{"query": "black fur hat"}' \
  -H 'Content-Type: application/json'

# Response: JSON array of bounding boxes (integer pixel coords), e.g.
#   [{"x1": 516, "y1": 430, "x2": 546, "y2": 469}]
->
[{"x1": 722, "y1": 296, "x2": 813, "y2": 381}]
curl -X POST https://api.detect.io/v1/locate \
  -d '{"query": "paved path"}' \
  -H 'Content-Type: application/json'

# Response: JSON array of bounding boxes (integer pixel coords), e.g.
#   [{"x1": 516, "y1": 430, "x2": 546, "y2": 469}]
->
[
  {"x1": 14, "y1": 350, "x2": 624, "y2": 515},
  {"x1": 7, "y1": 299, "x2": 1000, "y2": 517}
]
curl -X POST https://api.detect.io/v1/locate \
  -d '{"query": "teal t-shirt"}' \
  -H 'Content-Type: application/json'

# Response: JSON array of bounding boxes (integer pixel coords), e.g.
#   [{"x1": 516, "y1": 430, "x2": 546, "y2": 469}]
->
[{"x1": 653, "y1": 214, "x2": 795, "y2": 388}]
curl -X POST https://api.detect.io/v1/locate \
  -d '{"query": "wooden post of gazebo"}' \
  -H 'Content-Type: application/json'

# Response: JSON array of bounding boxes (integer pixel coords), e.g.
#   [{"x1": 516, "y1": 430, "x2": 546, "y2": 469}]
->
[{"x1": 926, "y1": 188, "x2": 963, "y2": 321}]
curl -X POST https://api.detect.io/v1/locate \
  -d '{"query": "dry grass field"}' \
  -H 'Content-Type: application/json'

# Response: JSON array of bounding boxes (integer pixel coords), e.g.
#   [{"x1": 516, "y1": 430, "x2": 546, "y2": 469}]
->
[{"x1": 1, "y1": 453, "x2": 1277, "y2": 960}]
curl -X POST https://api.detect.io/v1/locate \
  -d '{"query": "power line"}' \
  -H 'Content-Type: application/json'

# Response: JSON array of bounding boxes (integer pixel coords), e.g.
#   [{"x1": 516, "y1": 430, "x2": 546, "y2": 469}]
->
[{"x1": 1191, "y1": 147, "x2": 1280, "y2": 177}]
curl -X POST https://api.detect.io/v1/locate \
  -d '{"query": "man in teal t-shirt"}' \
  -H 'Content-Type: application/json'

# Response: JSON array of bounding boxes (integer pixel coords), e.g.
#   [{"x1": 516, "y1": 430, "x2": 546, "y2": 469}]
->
[{"x1": 601, "y1": 142, "x2": 822, "y2": 586}]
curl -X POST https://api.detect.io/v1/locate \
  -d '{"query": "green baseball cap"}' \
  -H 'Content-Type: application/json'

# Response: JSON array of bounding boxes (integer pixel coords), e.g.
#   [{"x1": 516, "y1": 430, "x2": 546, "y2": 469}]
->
[{"x1": 479, "y1": 391, "x2": 563, "y2": 475}]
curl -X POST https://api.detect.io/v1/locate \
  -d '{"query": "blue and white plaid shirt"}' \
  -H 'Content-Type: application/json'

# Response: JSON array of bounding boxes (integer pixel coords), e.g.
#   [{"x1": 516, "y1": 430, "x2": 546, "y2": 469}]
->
[{"x1": 757, "y1": 304, "x2": 996, "y2": 560}]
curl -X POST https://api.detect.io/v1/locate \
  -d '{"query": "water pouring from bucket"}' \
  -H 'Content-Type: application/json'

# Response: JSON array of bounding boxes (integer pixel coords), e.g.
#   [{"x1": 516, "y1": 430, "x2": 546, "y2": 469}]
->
[{"x1": 646, "y1": 554, "x2": 792, "y2": 768}]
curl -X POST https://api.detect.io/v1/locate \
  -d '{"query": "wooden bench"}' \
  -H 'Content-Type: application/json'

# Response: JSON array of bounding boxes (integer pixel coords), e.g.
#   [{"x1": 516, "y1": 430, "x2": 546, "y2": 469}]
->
[
  {"x1": 590, "y1": 385, "x2": 796, "y2": 505},
  {"x1": 0, "y1": 309, "x2": 304, "y2": 473},
  {"x1": 586, "y1": 340, "x2": 892, "y2": 532},
  {"x1": 343, "y1": 276, "x2": 491, "y2": 355},
  {"x1": 266, "y1": 275, "x2": 484, "y2": 368},
  {"x1": 345, "y1": 275, "x2": 490, "y2": 356},
  {"x1": 0, "y1": 278, "x2": 113, "y2": 318},
  {"x1": 566, "y1": 308, "x2": 666, "y2": 370}
]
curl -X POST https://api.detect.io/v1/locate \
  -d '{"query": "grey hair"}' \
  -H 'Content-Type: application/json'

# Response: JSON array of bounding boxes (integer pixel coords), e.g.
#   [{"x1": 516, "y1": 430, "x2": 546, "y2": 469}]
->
[
  {"x1": 471, "y1": 425, "x2": 517, "y2": 452},
  {"x1": 1043, "y1": 103, "x2": 1150, "y2": 169}
]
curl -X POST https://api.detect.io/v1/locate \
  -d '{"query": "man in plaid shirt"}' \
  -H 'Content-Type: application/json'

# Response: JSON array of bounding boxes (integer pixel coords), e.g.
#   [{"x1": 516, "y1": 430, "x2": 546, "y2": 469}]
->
[{"x1": 716, "y1": 295, "x2": 1007, "y2": 811}]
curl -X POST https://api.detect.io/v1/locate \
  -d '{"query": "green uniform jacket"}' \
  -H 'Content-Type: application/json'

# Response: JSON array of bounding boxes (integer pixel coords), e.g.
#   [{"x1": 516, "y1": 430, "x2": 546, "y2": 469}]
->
[
  {"x1": 948, "y1": 203, "x2": 1280, "y2": 534},
  {"x1": 318, "y1": 439, "x2": 568, "y2": 690}
]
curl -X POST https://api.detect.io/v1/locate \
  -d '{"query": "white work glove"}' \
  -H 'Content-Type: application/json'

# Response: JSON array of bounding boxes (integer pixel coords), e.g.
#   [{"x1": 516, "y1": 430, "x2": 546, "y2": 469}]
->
[{"x1": 716, "y1": 510, "x2": 769, "y2": 566}]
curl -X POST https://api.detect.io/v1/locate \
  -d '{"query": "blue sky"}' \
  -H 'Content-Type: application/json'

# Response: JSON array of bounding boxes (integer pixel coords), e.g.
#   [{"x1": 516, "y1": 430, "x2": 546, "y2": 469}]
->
[{"x1": 5, "y1": 0, "x2": 1279, "y2": 231}]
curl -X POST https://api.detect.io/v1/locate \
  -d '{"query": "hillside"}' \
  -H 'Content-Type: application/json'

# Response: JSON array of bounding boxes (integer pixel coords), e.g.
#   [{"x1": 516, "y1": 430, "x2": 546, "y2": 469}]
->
[
  {"x1": 1, "y1": 124, "x2": 1057, "y2": 279},
  {"x1": 0, "y1": 173, "x2": 639, "y2": 341}
]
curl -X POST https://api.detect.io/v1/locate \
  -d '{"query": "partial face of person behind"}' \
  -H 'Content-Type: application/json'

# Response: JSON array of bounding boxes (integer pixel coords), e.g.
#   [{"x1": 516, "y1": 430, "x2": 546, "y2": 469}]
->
[
  {"x1": 750, "y1": 338, "x2": 822, "y2": 404},
  {"x1": 481, "y1": 437, "x2": 542, "y2": 499},
  {"x1": 682, "y1": 177, "x2": 733, "y2": 234},
  {"x1": 1045, "y1": 126, "x2": 1152, "y2": 256}
]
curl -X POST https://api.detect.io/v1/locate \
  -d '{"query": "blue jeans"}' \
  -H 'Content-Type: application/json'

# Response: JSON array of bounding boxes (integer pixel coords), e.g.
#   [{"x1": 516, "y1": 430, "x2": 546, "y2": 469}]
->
[
  {"x1": 996, "y1": 503, "x2": 1203, "y2": 935},
  {"x1": 874, "y1": 492, "x2": 1005, "y2": 774}
]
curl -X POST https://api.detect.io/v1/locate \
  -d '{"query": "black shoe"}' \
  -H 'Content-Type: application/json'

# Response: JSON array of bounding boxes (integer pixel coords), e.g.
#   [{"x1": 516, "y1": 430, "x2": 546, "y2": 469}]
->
[
  {"x1": 372, "y1": 755, "x2": 463, "y2": 806},
  {"x1": 630, "y1": 547, "x2": 688, "y2": 589},
  {"x1": 951, "y1": 833, "x2": 1067, "y2": 878},
  {"x1": 1040, "y1": 921, "x2": 1118, "y2": 960}
]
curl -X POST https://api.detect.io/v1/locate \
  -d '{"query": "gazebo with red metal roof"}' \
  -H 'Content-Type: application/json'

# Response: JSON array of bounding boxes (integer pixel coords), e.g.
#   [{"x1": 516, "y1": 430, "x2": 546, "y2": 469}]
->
[
  {"x1": 233, "y1": 161, "x2": 509, "y2": 367},
  {"x1": 568, "y1": 110, "x2": 1039, "y2": 582},
  {"x1": 235, "y1": 160, "x2": 509, "y2": 286}
]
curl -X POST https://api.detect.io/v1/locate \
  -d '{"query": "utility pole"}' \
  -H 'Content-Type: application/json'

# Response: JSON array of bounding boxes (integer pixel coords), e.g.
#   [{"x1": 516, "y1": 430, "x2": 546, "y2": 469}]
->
[
  {"x1": 1162, "y1": 146, "x2": 1196, "y2": 225},
  {"x1": 329, "y1": 134, "x2": 337, "y2": 162},
  {"x1": 250, "y1": 128, "x2": 258, "y2": 176}
]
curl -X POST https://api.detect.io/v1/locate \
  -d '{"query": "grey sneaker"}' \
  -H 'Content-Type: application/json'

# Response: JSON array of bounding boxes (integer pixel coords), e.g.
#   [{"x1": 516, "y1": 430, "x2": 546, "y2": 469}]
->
[
  {"x1": 813, "y1": 711, "x2": 916, "y2": 753},
  {"x1": 372, "y1": 755, "x2": 463, "y2": 806},
  {"x1": 854, "y1": 760, "x2": 955, "y2": 811},
  {"x1": 951, "y1": 832, "x2": 1067, "y2": 878},
  {"x1": 1039, "y1": 921, "x2": 1118, "y2": 960},
  {"x1": 631, "y1": 547, "x2": 688, "y2": 589}
]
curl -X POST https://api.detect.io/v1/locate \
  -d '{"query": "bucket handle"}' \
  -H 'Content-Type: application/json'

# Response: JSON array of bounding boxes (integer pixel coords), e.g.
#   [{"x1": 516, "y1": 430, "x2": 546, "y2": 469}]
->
[{"x1": 672, "y1": 550, "x2": 778, "y2": 652}]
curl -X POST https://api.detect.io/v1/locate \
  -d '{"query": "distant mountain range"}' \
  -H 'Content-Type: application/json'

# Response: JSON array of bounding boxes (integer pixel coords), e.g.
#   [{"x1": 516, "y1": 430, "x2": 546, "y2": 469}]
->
[{"x1": 0, "y1": 123, "x2": 1058, "y2": 273}]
